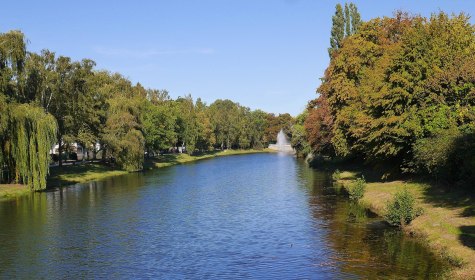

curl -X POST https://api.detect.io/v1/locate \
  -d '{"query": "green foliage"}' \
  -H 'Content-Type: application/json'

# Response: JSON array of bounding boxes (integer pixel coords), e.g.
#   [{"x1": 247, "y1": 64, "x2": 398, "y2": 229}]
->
[
  {"x1": 349, "y1": 3, "x2": 362, "y2": 34},
  {"x1": 328, "y1": 2, "x2": 362, "y2": 57},
  {"x1": 0, "y1": 31, "x2": 58, "y2": 190},
  {"x1": 290, "y1": 111, "x2": 311, "y2": 157},
  {"x1": 0, "y1": 30, "x2": 26, "y2": 100},
  {"x1": 264, "y1": 113, "x2": 294, "y2": 145},
  {"x1": 141, "y1": 99, "x2": 177, "y2": 154},
  {"x1": 332, "y1": 169, "x2": 341, "y2": 180},
  {"x1": 411, "y1": 128, "x2": 460, "y2": 175},
  {"x1": 103, "y1": 97, "x2": 144, "y2": 171},
  {"x1": 385, "y1": 188, "x2": 423, "y2": 226},
  {"x1": 208, "y1": 99, "x2": 277, "y2": 150},
  {"x1": 328, "y1": 3, "x2": 345, "y2": 57},
  {"x1": 0, "y1": 102, "x2": 57, "y2": 190},
  {"x1": 348, "y1": 176, "x2": 366, "y2": 201},
  {"x1": 307, "y1": 11, "x2": 475, "y2": 186},
  {"x1": 0, "y1": 28, "x2": 291, "y2": 186}
]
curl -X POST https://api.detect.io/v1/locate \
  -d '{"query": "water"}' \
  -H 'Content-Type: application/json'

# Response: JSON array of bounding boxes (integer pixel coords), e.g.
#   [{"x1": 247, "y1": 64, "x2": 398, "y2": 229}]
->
[
  {"x1": 268, "y1": 129, "x2": 293, "y2": 152},
  {"x1": 0, "y1": 154, "x2": 447, "y2": 279}
]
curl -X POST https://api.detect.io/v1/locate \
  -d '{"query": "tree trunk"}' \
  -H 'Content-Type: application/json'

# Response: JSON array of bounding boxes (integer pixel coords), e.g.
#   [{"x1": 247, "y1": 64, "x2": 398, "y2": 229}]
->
[
  {"x1": 58, "y1": 136, "x2": 63, "y2": 167},
  {"x1": 102, "y1": 147, "x2": 107, "y2": 162}
]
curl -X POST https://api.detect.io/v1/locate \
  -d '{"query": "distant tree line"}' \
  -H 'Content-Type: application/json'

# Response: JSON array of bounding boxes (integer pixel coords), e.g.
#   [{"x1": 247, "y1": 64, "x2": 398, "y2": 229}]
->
[
  {"x1": 0, "y1": 30, "x2": 294, "y2": 190},
  {"x1": 301, "y1": 7, "x2": 475, "y2": 186}
]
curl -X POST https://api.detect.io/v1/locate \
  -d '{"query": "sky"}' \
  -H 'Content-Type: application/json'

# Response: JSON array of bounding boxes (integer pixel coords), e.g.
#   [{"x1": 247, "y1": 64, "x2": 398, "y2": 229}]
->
[{"x1": 2, "y1": 1, "x2": 475, "y2": 116}]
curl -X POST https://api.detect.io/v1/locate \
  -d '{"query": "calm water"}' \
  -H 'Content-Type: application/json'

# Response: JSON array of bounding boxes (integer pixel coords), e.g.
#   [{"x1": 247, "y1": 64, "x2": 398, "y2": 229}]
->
[{"x1": 0, "y1": 153, "x2": 447, "y2": 279}]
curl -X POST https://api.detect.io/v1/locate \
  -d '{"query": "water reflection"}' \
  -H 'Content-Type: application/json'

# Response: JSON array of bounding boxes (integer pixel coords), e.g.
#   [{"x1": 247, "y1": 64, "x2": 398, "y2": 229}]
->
[
  {"x1": 0, "y1": 154, "x2": 448, "y2": 279},
  {"x1": 296, "y1": 161, "x2": 447, "y2": 279}
]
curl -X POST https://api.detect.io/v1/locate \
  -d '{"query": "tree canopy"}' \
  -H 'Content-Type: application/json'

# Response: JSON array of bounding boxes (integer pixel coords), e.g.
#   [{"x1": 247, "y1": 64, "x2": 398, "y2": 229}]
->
[
  {"x1": 306, "y1": 11, "x2": 475, "y2": 185},
  {"x1": 0, "y1": 30, "x2": 294, "y2": 189}
]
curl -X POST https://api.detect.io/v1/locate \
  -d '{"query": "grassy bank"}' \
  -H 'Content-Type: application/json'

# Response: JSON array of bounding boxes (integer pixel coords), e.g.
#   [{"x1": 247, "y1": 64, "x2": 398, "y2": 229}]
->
[
  {"x1": 48, "y1": 149, "x2": 274, "y2": 188},
  {"x1": 335, "y1": 171, "x2": 475, "y2": 279},
  {"x1": 0, "y1": 184, "x2": 30, "y2": 201},
  {"x1": 48, "y1": 164, "x2": 129, "y2": 187},
  {"x1": 144, "y1": 149, "x2": 274, "y2": 169}
]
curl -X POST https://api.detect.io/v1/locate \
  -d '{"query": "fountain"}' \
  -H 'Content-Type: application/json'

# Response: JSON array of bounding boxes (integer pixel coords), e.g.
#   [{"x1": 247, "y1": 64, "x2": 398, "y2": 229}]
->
[{"x1": 268, "y1": 129, "x2": 294, "y2": 153}]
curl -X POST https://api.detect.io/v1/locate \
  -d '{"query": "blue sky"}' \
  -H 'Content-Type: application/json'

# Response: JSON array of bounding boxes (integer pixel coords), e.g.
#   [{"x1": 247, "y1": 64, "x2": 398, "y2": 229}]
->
[{"x1": 2, "y1": 1, "x2": 475, "y2": 115}]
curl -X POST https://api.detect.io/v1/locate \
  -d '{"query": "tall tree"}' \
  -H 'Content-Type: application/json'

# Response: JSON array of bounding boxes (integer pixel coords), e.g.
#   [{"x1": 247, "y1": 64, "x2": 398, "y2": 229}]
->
[
  {"x1": 349, "y1": 3, "x2": 362, "y2": 34},
  {"x1": 345, "y1": 3, "x2": 351, "y2": 37},
  {"x1": 195, "y1": 98, "x2": 214, "y2": 151},
  {"x1": 0, "y1": 31, "x2": 57, "y2": 190},
  {"x1": 0, "y1": 30, "x2": 26, "y2": 102},
  {"x1": 328, "y1": 3, "x2": 345, "y2": 57},
  {"x1": 141, "y1": 99, "x2": 177, "y2": 154},
  {"x1": 102, "y1": 96, "x2": 144, "y2": 171},
  {"x1": 328, "y1": 2, "x2": 362, "y2": 58},
  {"x1": 175, "y1": 95, "x2": 199, "y2": 154}
]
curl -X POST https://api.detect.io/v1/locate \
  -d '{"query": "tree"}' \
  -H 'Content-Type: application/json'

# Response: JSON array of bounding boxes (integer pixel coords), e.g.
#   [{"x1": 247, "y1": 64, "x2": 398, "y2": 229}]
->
[
  {"x1": 264, "y1": 113, "x2": 294, "y2": 144},
  {"x1": 195, "y1": 98, "x2": 215, "y2": 151},
  {"x1": 102, "y1": 96, "x2": 144, "y2": 171},
  {"x1": 345, "y1": 3, "x2": 351, "y2": 37},
  {"x1": 349, "y1": 3, "x2": 362, "y2": 34},
  {"x1": 328, "y1": 2, "x2": 362, "y2": 58},
  {"x1": 3, "y1": 103, "x2": 57, "y2": 190},
  {"x1": 247, "y1": 110, "x2": 268, "y2": 149},
  {"x1": 175, "y1": 95, "x2": 199, "y2": 154},
  {"x1": 328, "y1": 3, "x2": 345, "y2": 57},
  {"x1": 305, "y1": 96, "x2": 334, "y2": 155},
  {"x1": 1, "y1": 27, "x2": 293, "y2": 184},
  {"x1": 141, "y1": 99, "x2": 177, "y2": 154},
  {"x1": 291, "y1": 110, "x2": 311, "y2": 157},
  {"x1": 0, "y1": 31, "x2": 57, "y2": 190},
  {"x1": 0, "y1": 30, "x2": 26, "y2": 102},
  {"x1": 209, "y1": 99, "x2": 240, "y2": 149},
  {"x1": 308, "y1": 11, "x2": 475, "y2": 184}
]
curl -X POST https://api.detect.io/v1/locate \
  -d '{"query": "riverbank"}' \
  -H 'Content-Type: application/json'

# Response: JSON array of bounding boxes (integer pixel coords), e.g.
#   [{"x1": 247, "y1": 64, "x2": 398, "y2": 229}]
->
[
  {"x1": 1, "y1": 150, "x2": 274, "y2": 197},
  {"x1": 334, "y1": 171, "x2": 475, "y2": 279},
  {"x1": 0, "y1": 184, "x2": 30, "y2": 202},
  {"x1": 143, "y1": 149, "x2": 274, "y2": 169},
  {"x1": 46, "y1": 149, "x2": 274, "y2": 188}
]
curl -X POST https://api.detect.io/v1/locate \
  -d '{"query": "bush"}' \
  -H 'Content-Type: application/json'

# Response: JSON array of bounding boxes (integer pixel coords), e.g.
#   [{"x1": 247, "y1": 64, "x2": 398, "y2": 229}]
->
[
  {"x1": 332, "y1": 169, "x2": 341, "y2": 180},
  {"x1": 348, "y1": 177, "x2": 366, "y2": 201},
  {"x1": 385, "y1": 188, "x2": 423, "y2": 227}
]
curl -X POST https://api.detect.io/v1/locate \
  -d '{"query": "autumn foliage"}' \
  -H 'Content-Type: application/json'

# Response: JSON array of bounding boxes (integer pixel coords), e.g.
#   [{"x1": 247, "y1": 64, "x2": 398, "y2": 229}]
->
[{"x1": 306, "y1": 12, "x2": 475, "y2": 184}]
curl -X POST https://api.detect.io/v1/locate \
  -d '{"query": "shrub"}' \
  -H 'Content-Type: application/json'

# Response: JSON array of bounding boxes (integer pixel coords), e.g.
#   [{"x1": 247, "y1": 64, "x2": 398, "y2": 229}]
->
[
  {"x1": 385, "y1": 188, "x2": 423, "y2": 227},
  {"x1": 332, "y1": 169, "x2": 341, "y2": 180},
  {"x1": 348, "y1": 176, "x2": 366, "y2": 201}
]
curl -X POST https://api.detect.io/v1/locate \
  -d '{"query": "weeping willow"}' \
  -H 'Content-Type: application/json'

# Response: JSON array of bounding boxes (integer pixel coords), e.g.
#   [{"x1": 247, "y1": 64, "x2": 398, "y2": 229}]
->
[
  {"x1": 0, "y1": 100, "x2": 7, "y2": 180},
  {"x1": 0, "y1": 102, "x2": 57, "y2": 190}
]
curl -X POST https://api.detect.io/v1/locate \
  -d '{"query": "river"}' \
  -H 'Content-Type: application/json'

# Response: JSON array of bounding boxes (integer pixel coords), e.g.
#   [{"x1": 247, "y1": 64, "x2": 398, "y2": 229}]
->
[{"x1": 0, "y1": 153, "x2": 447, "y2": 279}]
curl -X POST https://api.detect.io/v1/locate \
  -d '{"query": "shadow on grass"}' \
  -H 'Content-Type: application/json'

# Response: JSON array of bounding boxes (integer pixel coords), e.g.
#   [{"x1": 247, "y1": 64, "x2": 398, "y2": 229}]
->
[
  {"x1": 309, "y1": 157, "x2": 475, "y2": 217},
  {"x1": 308, "y1": 156, "x2": 404, "y2": 183},
  {"x1": 459, "y1": 226, "x2": 475, "y2": 250},
  {"x1": 47, "y1": 163, "x2": 118, "y2": 188},
  {"x1": 420, "y1": 186, "x2": 475, "y2": 217}
]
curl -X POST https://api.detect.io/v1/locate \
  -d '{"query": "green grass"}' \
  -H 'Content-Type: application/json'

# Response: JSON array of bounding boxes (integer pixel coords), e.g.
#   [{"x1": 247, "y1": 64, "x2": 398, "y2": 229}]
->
[
  {"x1": 333, "y1": 170, "x2": 475, "y2": 279},
  {"x1": 48, "y1": 149, "x2": 274, "y2": 188},
  {"x1": 0, "y1": 184, "x2": 30, "y2": 201},
  {"x1": 144, "y1": 149, "x2": 274, "y2": 169},
  {"x1": 47, "y1": 163, "x2": 129, "y2": 187}
]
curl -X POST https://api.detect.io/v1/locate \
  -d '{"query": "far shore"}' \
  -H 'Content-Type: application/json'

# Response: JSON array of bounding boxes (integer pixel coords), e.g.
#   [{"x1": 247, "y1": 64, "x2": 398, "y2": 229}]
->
[{"x1": 0, "y1": 149, "x2": 275, "y2": 201}]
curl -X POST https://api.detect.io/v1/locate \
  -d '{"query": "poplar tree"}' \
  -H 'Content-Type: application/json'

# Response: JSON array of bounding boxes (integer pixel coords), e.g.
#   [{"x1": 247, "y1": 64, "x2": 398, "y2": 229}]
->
[
  {"x1": 328, "y1": 2, "x2": 362, "y2": 58},
  {"x1": 350, "y1": 3, "x2": 362, "y2": 34},
  {"x1": 345, "y1": 3, "x2": 351, "y2": 37},
  {"x1": 328, "y1": 3, "x2": 345, "y2": 57}
]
